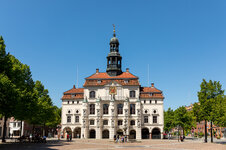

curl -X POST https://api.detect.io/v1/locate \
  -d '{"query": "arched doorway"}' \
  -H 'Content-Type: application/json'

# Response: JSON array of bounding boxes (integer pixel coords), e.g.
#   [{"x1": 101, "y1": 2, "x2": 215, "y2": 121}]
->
[
  {"x1": 142, "y1": 128, "x2": 149, "y2": 139},
  {"x1": 89, "y1": 129, "x2": 96, "y2": 138},
  {"x1": 102, "y1": 130, "x2": 109, "y2": 139},
  {"x1": 152, "y1": 128, "x2": 161, "y2": 139},
  {"x1": 116, "y1": 129, "x2": 123, "y2": 135},
  {"x1": 129, "y1": 130, "x2": 136, "y2": 139},
  {"x1": 63, "y1": 127, "x2": 72, "y2": 138},
  {"x1": 74, "y1": 127, "x2": 81, "y2": 138}
]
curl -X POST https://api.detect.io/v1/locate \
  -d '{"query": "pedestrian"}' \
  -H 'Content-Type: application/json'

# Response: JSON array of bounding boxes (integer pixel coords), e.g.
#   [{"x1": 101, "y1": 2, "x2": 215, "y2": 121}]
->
[
  {"x1": 124, "y1": 135, "x2": 127, "y2": 143},
  {"x1": 114, "y1": 135, "x2": 116, "y2": 143},
  {"x1": 67, "y1": 134, "x2": 69, "y2": 141},
  {"x1": 69, "y1": 134, "x2": 72, "y2": 141}
]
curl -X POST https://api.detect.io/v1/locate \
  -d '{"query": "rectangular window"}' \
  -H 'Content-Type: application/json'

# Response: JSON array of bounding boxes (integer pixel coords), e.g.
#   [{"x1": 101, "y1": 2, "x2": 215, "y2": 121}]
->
[
  {"x1": 130, "y1": 104, "x2": 135, "y2": 114},
  {"x1": 144, "y1": 116, "x2": 148, "y2": 123},
  {"x1": 13, "y1": 123, "x2": 16, "y2": 127},
  {"x1": 90, "y1": 104, "x2": 95, "y2": 114},
  {"x1": 75, "y1": 116, "x2": 79, "y2": 123},
  {"x1": 155, "y1": 100, "x2": 157, "y2": 104},
  {"x1": 144, "y1": 100, "x2": 146, "y2": 104},
  {"x1": 103, "y1": 104, "x2": 109, "y2": 114},
  {"x1": 67, "y1": 116, "x2": 71, "y2": 123},
  {"x1": 130, "y1": 120, "x2": 135, "y2": 125},
  {"x1": 118, "y1": 120, "x2": 123, "y2": 125},
  {"x1": 150, "y1": 100, "x2": 152, "y2": 104},
  {"x1": 117, "y1": 104, "x2": 123, "y2": 114},
  {"x1": 103, "y1": 120, "x2": 108, "y2": 125},
  {"x1": 153, "y1": 116, "x2": 157, "y2": 123},
  {"x1": 18, "y1": 122, "x2": 21, "y2": 127},
  {"x1": 90, "y1": 120, "x2": 95, "y2": 125},
  {"x1": 130, "y1": 91, "x2": 136, "y2": 98}
]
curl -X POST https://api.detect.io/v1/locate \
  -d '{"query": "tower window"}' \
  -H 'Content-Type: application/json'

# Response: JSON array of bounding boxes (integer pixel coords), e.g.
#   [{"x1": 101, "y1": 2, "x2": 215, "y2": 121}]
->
[
  {"x1": 150, "y1": 100, "x2": 152, "y2": 104},
  {"x1": 68, "y1": 101, "x2": 69, "y2": 104},
  {"x1": 155, "y1": 100, "x2": 157, "y2": 104},
  {"x1": 130, "y1": 104, "x2": 135, "y2": 114},
  {"x1": 144, "y1": 100, "x2": 146, "y2": 104},
  {"x1": 77, "y1": 101, "x2": 79, "y2": 104},
  {"x1": 90, "y1": 104, "x2": 95, "y2": 114},
  {"x1": 72, "y1": 101, "x2": 74, "y2": 104},
  {"x1": 89, "y1": 91, "x2": 95, "y2": 98},
  {"x1": 130, "y1": 91, "x2": 136, "y2": 98},
  {"x1": 117, "y1": 104, "x2": 123, "y2": 114}
]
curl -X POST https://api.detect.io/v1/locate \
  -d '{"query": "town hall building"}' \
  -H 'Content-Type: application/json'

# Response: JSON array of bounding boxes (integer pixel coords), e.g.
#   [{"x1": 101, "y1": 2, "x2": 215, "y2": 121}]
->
[{"x1": 61, "y1": 29, "x2": 164, "y2": 140}]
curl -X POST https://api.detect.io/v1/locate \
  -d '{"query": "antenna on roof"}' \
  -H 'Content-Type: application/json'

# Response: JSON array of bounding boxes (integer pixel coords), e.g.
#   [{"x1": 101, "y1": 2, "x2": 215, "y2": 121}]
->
[
  {"x1": 76, "y1": 65, "x2": 78, "y2": 88},
  {"x1": 148, "y1": 64, "x2": 150, "y2": 87}
]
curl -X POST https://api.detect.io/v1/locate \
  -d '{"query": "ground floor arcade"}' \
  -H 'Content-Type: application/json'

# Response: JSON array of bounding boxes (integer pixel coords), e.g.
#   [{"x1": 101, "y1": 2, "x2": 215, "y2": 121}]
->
[{"x1": 61, "y1": 126, "x2": 163, "y2": 140}]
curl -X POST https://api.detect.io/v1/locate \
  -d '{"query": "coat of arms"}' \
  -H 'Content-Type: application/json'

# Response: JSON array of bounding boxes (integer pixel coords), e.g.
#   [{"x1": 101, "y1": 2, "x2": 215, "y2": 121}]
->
[{"x1": 109, "y1": 86, "x2": 117, "y2": 95}]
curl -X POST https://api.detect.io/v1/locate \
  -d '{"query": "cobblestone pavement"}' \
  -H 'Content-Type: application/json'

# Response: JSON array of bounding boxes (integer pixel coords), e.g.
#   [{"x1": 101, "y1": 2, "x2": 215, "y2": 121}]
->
[{"x1": 0, "y1": 139, "x2": 225, "y2": 150}]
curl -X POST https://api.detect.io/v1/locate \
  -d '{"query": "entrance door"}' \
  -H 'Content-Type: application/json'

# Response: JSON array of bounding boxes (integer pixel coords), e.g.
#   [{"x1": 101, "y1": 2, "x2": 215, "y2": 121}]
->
[
  {"x1": 89, "y1": 130, "x2": 96, "y2": 138},
  {"x1": 102, "y1": 130, "x2": 109, "y2": 139},
  {"x1": 129, "y1": 130, "x2": 136, "y2": 139}
]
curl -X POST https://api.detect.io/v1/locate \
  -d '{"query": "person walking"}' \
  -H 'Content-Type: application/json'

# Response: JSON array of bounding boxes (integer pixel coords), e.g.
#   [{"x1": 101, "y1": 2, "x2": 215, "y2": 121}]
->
[{"x1": 67, "y1": 134, "x2": 69, "y2": 142}]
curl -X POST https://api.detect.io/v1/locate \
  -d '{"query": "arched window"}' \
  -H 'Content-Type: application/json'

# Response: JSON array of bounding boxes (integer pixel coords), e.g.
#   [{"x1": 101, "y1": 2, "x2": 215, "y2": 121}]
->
[
  {"x1": 103, "y1": 104, "x2": 109, "y2": 114},
  {"x1": 130, "y1": 90, "x2": 136, "y2": 98},
  {"x1": 130, "y1": 104, "x2": 135, "y2": 114},
  {"x1": 117, "y1": 104, "x2": 123, "y2": 114},
  {"x1": 90, "y1": 104, "x2": 95, "y2": 114},
  {"x1": 89, "y1": 91, "x2": 95, "y2": 98}
]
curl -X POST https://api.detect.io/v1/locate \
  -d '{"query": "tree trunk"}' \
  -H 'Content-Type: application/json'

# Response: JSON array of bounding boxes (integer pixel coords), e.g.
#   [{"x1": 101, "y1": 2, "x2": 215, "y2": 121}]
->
[
  {"x1": 204, "y1": 120, "x2": 207, "y2": 143},
  {"x1": 2, "y1": 115, "x2": 8, "y2": 142},
  {"x1": 43, "y1": 123, "x2": 45, "y2": 137},
  {"x1": 211, "y1": 121, "x2": 213, "y2": 143},
  {"x1": 20, "y1": 120, "x2": 23, "y2": 137}
]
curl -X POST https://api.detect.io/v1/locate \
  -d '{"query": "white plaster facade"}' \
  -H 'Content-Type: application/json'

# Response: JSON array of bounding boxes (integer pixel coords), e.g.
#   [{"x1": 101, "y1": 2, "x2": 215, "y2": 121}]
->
[{"x1": 61, "y1": 32, "x2": 164, "y2": 140}]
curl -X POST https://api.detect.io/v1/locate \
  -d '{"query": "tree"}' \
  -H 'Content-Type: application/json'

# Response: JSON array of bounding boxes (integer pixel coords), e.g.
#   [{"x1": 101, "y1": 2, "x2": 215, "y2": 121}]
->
[
  {"x1": 29, "y1": 81, "x2": 55, "y2": 136},
  {"x1": 211, "y1": 96, "x2": 226, "y2": 127},
  {"x1": 0, "y1": 36, "x2": 35, "y2": 142},
  {"x1": 197, "y1": 79, "x2": 224, "y2": 143},
  {"x1": 164, "y1": 108, "x2": 174, "y2": 133},
  {"x1": 174, "y1": 106, "x2": 194, "y2": 137}
]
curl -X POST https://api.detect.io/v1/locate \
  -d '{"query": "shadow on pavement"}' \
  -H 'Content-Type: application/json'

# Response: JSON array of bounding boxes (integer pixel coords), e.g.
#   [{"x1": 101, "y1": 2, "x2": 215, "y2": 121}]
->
[{"x1": 0, "y1": 140, "x2": 71, "y2": 150}]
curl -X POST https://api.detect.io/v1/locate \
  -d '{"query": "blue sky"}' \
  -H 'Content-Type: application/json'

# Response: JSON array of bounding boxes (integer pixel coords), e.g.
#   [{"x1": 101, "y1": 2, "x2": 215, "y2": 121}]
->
[{"x1": 1, "y1": 0, "x2": 226, "y2": 110}]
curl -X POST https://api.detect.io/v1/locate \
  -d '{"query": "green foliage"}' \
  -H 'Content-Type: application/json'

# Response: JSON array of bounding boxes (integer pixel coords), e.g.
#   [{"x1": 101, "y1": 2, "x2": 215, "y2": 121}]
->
[
  {"x1": 211, "y1": 96, "x2": 226, "y2": 127},
  {"x1": 164, "y1": 108, "x2": 174, "y2": 132},
  {"x1": 174, "y1": 106, "x2": 195, "y2": 133},
  {"x1": 198, "y1": 132, "x2": 204, "y2": 138}
]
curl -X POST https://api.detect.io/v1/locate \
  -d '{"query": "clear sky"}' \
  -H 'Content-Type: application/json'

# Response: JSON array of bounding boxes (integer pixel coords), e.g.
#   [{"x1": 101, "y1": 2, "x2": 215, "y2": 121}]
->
[{"x1": 1, "y1": 0, "x2": 226, "y2": 110}]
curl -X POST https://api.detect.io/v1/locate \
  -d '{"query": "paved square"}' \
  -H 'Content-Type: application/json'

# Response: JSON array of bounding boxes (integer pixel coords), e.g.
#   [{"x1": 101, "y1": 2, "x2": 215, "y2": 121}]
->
[{"x1": 0, "y1": 139, "x2": 225, "y2": 150}]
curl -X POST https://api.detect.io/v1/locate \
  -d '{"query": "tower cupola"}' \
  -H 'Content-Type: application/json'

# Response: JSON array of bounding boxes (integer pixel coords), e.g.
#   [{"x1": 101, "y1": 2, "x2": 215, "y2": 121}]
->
[{"x1": 106, "y1": 25, "x2": 122, "y2": 76}]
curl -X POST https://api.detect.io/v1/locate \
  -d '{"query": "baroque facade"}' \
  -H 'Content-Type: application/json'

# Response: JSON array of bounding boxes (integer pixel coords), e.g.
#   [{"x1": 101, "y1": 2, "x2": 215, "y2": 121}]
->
[{"x1": 61, "y1": 30, "x2": 164, "y2": 140}]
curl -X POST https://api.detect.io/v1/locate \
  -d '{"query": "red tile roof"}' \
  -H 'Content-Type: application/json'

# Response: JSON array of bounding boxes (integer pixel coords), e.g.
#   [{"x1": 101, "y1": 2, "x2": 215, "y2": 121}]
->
[
  {"x1": 64, "y1": 88, "x2": 84, "y2": 94},
  {"x1": 140, "y1": 84, "x2": 164, "y2": 99},
  {"x1": 62, "y1": 88, "x2": 84, "y2": 100},
  {"x1": 83, "y1": 79, "x2": 140, "y2": 87},
  {"x1": 86, "y1": 72, "x2": 138, "y2": 79},
  {"x1": 140, "y1": 87, "x2": 162, "y2": 93},
  {"x1": 62, "y1": 94, "x2": 84, "y2": 100}
]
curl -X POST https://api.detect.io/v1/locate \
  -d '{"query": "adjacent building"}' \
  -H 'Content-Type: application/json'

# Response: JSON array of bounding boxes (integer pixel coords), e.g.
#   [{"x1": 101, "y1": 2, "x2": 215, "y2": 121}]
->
[{"x1": 61, "y1": 30, "x2": 164, "y2": 140}]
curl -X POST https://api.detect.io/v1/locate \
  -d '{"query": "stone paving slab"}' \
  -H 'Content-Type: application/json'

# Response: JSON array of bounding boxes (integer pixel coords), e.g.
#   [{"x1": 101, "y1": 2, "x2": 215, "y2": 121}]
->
[{"x1": 0, "y1": 139, "x2": 225, "y2": 150}]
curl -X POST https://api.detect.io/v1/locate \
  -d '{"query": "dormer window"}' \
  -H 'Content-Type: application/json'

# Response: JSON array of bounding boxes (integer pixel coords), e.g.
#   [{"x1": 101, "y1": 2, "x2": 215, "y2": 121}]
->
[
  {"x1": 150, "y1": 93, "x2": 153, "y2": 96},
  {"x1": 89, "y1": 91, "x2": 96, "y2": 98},
  {"x1": 124, "y1": 80, "x2": 129, "y2": 83},
  {"x1": 97, "y1": 80, "x2": 101, "y2": 83},
  {"x1": 68, "y1": 101, "x2": 69, "y2": 104}
]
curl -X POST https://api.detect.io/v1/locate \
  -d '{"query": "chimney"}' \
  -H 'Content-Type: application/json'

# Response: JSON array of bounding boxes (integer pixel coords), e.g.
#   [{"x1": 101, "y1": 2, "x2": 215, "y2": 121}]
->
[
  {"x1": 151, "y1": 83, "x2": 154, "y2": 87},
  {"x1": 73, "y1": 85, "x2": 76, "y2": 89},
  {"x1": 126, "y1": 68, "x2": 129, "y2": 72},
  {"x1": 96, "y1": 68, "x2": 99, "y2": 73}
]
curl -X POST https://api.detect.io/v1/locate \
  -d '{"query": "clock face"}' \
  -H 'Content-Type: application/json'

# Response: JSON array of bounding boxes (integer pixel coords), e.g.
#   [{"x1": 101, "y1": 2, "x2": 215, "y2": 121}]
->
[{"x1": 109, "y1": 86, "x2": 117, "y2": 95}]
